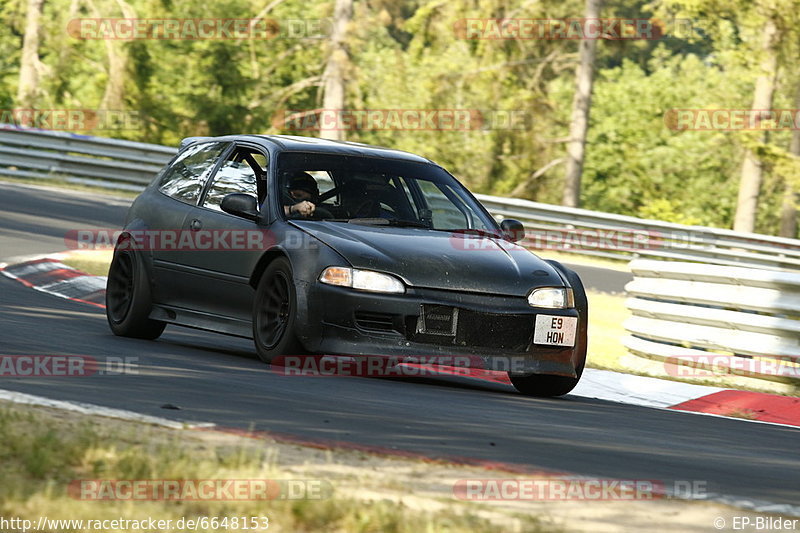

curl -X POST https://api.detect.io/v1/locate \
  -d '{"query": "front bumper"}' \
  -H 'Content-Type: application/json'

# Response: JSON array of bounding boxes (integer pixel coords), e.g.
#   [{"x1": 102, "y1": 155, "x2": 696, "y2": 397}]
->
[{"x1": 299, "y1": 283, "x2": 584, "y2": 378}]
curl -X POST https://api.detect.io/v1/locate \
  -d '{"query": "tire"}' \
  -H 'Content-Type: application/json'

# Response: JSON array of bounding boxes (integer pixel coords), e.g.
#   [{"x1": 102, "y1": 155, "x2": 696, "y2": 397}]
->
[
  {"x1": 252, "y1": 257, "x2": 303, "y2": 363},
  {"x1": 105, "y1": 243, "x2": 166, "y2": 340},
  {"x1": 509, "y1": 361, "x2": 585, "y2": 397},
  {"x1": 510, "y1": 262, "x2": 588, "y2": 397}
]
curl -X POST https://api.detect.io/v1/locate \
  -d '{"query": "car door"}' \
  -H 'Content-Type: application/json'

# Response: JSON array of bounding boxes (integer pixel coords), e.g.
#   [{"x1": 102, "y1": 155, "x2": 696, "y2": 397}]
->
[
  {"x1": 176, "y1": 143, "x2": 270, "y2": 321},
  {"x1": 148, "y1": 141, "x2": 230, "y2": 308}
]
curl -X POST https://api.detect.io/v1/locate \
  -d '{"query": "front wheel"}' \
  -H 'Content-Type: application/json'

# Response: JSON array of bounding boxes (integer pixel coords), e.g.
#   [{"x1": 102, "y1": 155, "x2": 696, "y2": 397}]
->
[
  {"x1": 105, "y1": 244, "x2": 166, "y2": 340},
  {"x1": 252, "y1": 257, "x2": 303, "y2": 363},
  {"x1": 511, "y1": 262, "x2": 588, "y2": 397},
  {"x1": 509, "y1": 362, "x2": 584, "y2": 397}
]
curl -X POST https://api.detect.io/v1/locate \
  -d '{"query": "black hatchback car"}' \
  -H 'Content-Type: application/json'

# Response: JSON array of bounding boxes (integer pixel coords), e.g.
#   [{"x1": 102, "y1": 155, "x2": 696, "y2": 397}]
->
[{"x1": 106, "y1": 135, "x2": 588, "y2": 396}]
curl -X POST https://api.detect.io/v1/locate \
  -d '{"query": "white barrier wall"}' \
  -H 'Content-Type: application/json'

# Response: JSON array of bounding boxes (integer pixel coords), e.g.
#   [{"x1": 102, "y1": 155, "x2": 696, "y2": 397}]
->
[{"x1": 623, "y1": 259, "x2": 800, "y2": 384}]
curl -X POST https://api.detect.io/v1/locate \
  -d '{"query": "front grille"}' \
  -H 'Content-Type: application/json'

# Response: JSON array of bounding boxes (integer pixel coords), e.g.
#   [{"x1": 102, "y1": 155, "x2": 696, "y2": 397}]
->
[
  {"x1": 407, "y1": 309, "x2": 533, "y2": 351},
  {"x1": 354, "y1": 311, "x2": 399, "y2": 333}
]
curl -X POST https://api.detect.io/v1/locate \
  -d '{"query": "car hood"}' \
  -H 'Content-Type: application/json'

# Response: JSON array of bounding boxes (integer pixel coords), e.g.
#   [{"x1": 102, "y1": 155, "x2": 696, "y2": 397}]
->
[{"x1": 291, "y1": 221, "x2": 565, "y2": 296}]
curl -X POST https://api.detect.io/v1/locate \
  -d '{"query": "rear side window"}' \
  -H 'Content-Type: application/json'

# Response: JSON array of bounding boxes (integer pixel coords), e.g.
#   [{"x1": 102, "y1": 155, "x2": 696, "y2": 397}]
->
[
  {"x1": 203, "y1": 147, "x2": 267, "y2": 212},
  {"x1": 158, "y1": 142, "x2": 227, "y2": 204}
]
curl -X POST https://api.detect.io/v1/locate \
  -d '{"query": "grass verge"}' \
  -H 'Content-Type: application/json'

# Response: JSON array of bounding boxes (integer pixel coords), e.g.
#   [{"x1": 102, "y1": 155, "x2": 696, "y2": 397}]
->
[
  {"x1": 0, "y1": 402, "x2": 778, "y2": 533},
  {"x1": 0, "y1": 403, "x2": 557, "y2": 533},
  {"x1": 60, "y1": 250, "x2": 113, "y2": 277}
]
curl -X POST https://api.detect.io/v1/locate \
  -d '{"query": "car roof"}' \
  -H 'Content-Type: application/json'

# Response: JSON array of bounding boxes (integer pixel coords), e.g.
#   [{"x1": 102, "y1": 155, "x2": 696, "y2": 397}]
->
[{"x1": 180, "y1": 134, "x2": 433, "y2": 164}]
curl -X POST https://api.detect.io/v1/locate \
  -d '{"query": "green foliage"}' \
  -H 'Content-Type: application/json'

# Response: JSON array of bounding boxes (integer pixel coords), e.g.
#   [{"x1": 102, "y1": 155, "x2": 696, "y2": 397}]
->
[
  {"x1": 564, "y1": 51, "x2": 750, "y2": 227},
  {"x1": 3, "y1": 0, "x2": 798, "y2": 234}
]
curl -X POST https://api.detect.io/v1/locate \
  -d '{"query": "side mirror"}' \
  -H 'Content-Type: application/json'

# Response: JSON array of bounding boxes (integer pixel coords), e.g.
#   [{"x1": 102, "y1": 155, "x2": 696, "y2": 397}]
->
[
  {"x1": 500, "y1": 219, "x2": 525, "y2": 242},
  {"x1": 221, "y1": 193, "x2": 258, "y2": 221}
]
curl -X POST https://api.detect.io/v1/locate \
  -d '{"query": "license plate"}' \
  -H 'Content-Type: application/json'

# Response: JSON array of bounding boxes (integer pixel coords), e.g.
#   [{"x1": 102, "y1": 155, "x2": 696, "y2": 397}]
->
[
  {"x1": 417, "y1": 305, "x2": 458, "y2": 336},
  {"x1": 533, "y1": 315, "x2": 577, "y2": 347}
]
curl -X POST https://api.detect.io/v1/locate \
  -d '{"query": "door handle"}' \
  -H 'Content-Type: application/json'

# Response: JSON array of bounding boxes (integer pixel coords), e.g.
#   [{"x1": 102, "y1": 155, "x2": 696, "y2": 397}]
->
[{"x1": 189, "y1": 219, "x2": 202, "y2": 231}]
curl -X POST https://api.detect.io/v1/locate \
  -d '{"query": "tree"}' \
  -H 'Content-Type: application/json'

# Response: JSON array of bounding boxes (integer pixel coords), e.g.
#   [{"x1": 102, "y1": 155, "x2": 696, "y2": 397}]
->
[
  {"x1": 562, "y1": 0, "x2": 601, "y2": 208},
  {"x1": 87, "y1": 0, "x2": 136, "y2": 112},
  {"x1": 320, "y1": 0, "x2": 352, "y2": 141},
  {"x1": 733, "y1": 16, "x2": 780, "y2": 233},
  {"x1": 778, "y1": 83, "x2": 800, "y2": 238},
  {"x1": 657, "y1": 0, "x2": 800, "y2": 233},
  {"x1": 574, "y1": 52, "x2": 745, "y2": 227},
  {"x1": 17, "y1": 0, "x2": 45, "y2": 108}
]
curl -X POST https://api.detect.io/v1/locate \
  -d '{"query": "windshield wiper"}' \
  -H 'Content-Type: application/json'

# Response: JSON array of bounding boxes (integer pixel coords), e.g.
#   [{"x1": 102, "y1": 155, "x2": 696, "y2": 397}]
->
[
  {"x1": 386, "y1": 218, "x2": 431, "y2": 228},
  {"x1": 346, "y1": 218, "x2": 431, "y2": 228},
  {"x1": 444, "y1": 228, "x2": 504, "y2": 238}
]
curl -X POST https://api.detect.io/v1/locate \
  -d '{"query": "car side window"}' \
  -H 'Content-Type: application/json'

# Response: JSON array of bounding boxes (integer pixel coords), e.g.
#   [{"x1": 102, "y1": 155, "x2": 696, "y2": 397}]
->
[
  {"x1": 158, "y1": 142, "x2": 227, "y2": 204},
  {"x1": 202, "y1": 148, "x2": 265, "y2": 212},
  {"x1": 309, "y1": 171, "x2": 336, "y2": 198}
]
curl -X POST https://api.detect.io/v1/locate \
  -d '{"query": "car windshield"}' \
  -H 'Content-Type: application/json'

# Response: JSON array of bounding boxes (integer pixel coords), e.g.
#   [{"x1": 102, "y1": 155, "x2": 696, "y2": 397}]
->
[{"x1": 277, "y1": 152, "x2": 499, "y2": 232}]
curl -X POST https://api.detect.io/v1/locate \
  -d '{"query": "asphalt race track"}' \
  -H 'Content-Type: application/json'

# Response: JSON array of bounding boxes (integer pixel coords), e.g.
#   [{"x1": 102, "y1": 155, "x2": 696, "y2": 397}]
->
[{"x1": 0, "y1": 181, "x2": 798, "y2": 510}]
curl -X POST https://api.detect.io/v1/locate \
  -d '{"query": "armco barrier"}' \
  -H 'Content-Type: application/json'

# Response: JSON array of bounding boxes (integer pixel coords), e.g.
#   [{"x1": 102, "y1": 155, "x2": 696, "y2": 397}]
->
[
  {"x1": 475, "y1": 195, "x2": 800, "y2": 271},
  {"x1": 1, "y1": 126, "x2": 799, "y2": 270},
  {"x1": 623, "y1": 259, "x2": 800, "y2": 384},
  {"x1": 0, "y1": 126, "x2": 174, "y2": 191}
]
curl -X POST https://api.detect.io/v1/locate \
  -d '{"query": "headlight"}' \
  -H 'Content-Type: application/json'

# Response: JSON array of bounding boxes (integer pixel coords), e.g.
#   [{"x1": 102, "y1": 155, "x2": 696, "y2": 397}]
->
[
  {"x1": 319, "y1": 267, "x2": 405, "y2": 294},
  {"x1": 527, "y1": 287, "x2": 574, "y2": 308}
]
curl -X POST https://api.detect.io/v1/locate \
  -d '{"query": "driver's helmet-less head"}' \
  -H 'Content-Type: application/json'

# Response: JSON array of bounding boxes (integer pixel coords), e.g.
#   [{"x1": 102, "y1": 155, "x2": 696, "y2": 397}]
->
[{"x1": 287, "y1": 171, "x2": 319, "y2": 203}]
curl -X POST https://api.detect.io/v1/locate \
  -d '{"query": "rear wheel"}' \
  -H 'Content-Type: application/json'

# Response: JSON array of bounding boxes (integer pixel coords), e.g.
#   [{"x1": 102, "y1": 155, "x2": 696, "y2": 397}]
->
[
  {"x1": 106, "y1": 243, "x2": 166, "y2": 339},
  {"x1": 252, "y1": 257, "x2": 302, "y2": 363}
]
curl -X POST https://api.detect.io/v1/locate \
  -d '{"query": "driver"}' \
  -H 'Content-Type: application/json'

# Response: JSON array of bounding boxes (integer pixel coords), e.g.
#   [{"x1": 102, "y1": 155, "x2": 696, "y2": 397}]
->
[{"x1": 283, "y1": 171, "x2": 319, "y2": 217}]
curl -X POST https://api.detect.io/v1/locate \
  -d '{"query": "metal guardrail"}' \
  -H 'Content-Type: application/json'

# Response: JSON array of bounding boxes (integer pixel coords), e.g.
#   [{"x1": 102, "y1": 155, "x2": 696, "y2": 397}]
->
[
  {"x1": 623, "y1": 259, "x2": 800, "y2": 384},
  {"x1": 0, "y1": 126, "x2": 175, "y2": 191},
  {"x1": 476, "y1": 195, "x2": 800, "y2": 271},
  {"x1": 1, "y1": 126, "x2": 799, "y2": 270}
]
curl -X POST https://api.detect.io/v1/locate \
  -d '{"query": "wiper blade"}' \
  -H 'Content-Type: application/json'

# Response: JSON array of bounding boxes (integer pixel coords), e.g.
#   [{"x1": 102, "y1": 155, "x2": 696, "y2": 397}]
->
[
  {"x1": 346, "y1": 218, "x2": 389, "y2": 225},
  {"x1": 386, "y1": 218, "x2": 431, "y2": 228},
  {"x1": 447, "y1": 228, "x2": 504, "y2": 238},
  {"x1": 347, "y1": 218, "x2": 430, "y2": 228}
]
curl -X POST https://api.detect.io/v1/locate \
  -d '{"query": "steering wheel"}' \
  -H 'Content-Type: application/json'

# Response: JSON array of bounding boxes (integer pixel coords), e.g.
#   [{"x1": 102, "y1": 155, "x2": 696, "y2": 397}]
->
[
  {"x1": 309, "y1": 206, "x2": 334, "y2": 220},
  {"x1": 352, "y1": 198, "x2": 379, "y2": 218}
]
